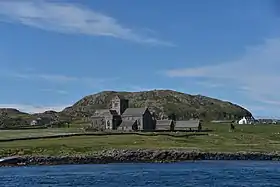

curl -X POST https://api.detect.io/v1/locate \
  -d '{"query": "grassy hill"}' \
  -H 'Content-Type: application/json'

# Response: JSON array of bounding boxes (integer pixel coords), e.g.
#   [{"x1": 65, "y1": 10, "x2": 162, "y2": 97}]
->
[
  {"x1": 0, "y1": 109, "x2": 71, "y2": 128},
  {"x1": 0, "y1": 108, "x2": 30, "y2": 127},
  {"x1": 0, "y1": 90, "x2": 252, "y2": 127},
  {"x1": 61, "y1": 90, "x2": 252, "y2": 121}
]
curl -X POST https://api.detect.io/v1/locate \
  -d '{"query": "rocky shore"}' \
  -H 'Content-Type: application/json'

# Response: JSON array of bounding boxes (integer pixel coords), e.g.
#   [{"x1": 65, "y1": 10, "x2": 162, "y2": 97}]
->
[{"x1": 1, "y1": 149, "x2": 280, "y2": 167}]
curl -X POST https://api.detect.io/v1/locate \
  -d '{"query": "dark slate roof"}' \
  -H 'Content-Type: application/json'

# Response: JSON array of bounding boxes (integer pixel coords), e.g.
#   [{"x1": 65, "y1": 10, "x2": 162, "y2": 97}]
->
[
  {"x1": 121, "y1": 108, "x2": 147, "y2": 117},
  {"x1": 175, "y1": 120, "x2": 200, "y2": 128},
  {"x1": 118, "y1": 120, "x2": 136, "y2": 128},
  {"x1": 93, "y1": 109, "x2": 119, "y2": 117},
  {"x1": 156, "y1": 120, "x2": 173, "y2": 130},
  {"x1": 156, "y1": 120, "x2": 173, "y2": 126}
]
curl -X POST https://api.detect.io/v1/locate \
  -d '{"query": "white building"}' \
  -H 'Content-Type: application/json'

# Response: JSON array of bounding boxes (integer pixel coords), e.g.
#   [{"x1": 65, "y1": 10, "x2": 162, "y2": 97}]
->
[
  {"x1": 238, "y1": 117, "x2": 247, "y2": 124},
  {"x1": 30, "y1": 120, "x2": 38, "y2": 126},
  {"x1": 238, "y1": 116, "x2": 254, "y2": 124}
]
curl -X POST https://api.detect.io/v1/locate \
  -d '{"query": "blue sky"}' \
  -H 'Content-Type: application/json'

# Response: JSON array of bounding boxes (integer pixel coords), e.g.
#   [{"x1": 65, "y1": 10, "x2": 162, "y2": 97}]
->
[{"x1": 0, "y1": 0, "x2": 279, "y2": 118}]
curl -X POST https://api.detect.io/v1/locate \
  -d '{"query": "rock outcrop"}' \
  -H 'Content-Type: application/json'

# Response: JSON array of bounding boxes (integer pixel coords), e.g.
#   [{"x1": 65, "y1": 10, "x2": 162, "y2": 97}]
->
[{"x1": 2, "y1": 149, "x2": 279, "y2": 167}]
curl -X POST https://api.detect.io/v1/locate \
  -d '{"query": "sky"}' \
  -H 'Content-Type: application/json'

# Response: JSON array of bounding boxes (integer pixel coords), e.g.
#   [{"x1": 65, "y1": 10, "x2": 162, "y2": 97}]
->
[{"x1": 0, "y1": 0, "x2": 279, "y2": 118}]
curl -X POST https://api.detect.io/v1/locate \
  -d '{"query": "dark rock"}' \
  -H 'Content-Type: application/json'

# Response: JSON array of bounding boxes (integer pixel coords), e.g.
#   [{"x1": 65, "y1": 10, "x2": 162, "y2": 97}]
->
[{"x1": 2, "y1": 149, "x2": 280, "y2": 167}]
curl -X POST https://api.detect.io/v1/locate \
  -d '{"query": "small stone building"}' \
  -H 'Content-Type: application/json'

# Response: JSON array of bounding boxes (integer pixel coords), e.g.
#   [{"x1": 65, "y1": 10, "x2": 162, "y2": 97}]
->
[
  {"x1": 117, "y1": 120, "x2": 139, "y2": 131},
  {"x1": 91, "y1": 116, "x2": 106, "y2": 130},
  {"x1": 121, "y1": 108, "x2": 155, "y2": 131},
  {"x1": 156, "y1": 120, "x2": 175, "y2": 131},
  {"x1": 90, "y1": 96, "x2": 123, "y2": 131},
  {"x1": 238, "y1": 116, "x2": 254, "y2": 124},
  {"x1": 174, "y1": 119, "x2": 201, "y2": 131},
  {"x1": 91, "y1": 109, "x2": 121, "y2": 130},
  {"x1": 30, "y1": 117, "x2": 52, "y2": 126}
]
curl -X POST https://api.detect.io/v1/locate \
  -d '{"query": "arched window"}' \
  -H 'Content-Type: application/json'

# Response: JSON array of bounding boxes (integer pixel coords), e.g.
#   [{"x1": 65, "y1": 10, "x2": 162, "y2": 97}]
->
[
  {"x1": 132, "y1": 121, "x2": 138, "y2": 131},
  {"x1": 114, "y1": 102, "x2": 119, "y2": 107},
  {"x1": 107, "y1": 120, "x2": 110, "y2": 129}
]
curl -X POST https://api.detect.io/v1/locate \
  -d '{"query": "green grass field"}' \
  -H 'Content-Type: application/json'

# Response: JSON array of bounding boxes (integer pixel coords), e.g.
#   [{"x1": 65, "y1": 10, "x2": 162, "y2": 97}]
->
[
  {"x1": 0, "y1": 128, "x2": 84, "y2": 140},
  {"x1": 0, "y1": 123, "x2": 280, "y2": 156}
]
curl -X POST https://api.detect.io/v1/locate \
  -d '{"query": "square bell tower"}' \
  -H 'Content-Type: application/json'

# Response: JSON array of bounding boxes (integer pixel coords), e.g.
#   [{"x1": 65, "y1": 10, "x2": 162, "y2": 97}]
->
[{"x1": 111, "y1": 95, "x2": 129, "y2": 115}]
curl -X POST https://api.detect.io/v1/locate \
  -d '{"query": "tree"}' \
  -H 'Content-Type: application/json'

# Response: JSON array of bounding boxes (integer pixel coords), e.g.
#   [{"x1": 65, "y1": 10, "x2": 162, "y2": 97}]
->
[
  {"x1": 168, "y1": 113, "x2": 176, "y2": 121},
  {"x1": 198, "y1": 121, "x2": 202, "y2": 131}
]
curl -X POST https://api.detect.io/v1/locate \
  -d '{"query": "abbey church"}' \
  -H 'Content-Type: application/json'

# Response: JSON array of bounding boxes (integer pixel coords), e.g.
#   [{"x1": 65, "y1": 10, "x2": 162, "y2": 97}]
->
[{"x1": 91, "y1": 95, "x2": 156, "y2": 131}]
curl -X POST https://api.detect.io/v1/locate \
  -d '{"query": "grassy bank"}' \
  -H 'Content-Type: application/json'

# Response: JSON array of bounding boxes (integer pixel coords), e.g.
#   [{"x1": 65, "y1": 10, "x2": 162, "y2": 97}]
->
[
  {"x1": 0, "y1": 128, "x2": 84, "y2": 140},
  {"x1": 0, "y1": 123, "x2": 280, "y2": 156}
]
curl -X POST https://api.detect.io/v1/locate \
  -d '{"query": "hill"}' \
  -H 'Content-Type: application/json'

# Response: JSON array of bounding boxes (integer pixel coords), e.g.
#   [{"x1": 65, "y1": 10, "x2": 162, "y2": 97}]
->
[
  {"x1": 0, "y1": 108, "x2": 28, "y2": 116},
  {"x1": 61, "y1": 90, "x2": 252, "y2": 121},
  {"x1": 0, "y1": 108, "x2": 30, "y2": 128},
  {"x1": 0, "y1": 109, "x2": 71, "y2": 128}
]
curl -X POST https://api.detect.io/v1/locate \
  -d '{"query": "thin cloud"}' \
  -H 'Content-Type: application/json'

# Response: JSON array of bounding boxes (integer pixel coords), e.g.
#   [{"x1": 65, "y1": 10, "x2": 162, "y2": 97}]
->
[
  {"x1": 126, "y1": 86, "x2": 165, "y2": 92},
  {"x1": 11, "y1": 72, "x2": 77, "y2": 83},
  {"x1": 40, "y1": 88, "x2": 68, "y2": 95},
  {"x1": 118, "y1": 85, "x2": 188, "y2": 93},
  {"x1": 38, "y1": 74, "x2": 77, "y2": 82},
  {"x1": 164, "y1": 38, "x2": 280, "y2": 107},
  {"x1": 194, "y1": 80, "x2": 225, "y2": 88},
  {"x1": 5, "y1": 71, "x2": 117, "y2": 86},
  {"x1": 0, "y1": 103, "x2": 68, "y2": 113},
  {"x1": 0, "y1": 0, "x2": 174, "y2": 46}
]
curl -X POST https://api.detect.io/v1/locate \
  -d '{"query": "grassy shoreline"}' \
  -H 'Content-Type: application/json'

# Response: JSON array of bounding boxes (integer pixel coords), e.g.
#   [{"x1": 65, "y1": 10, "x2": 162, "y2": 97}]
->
[{"x1": 0, "y1": 123, "x2": 280, "y2": 157}]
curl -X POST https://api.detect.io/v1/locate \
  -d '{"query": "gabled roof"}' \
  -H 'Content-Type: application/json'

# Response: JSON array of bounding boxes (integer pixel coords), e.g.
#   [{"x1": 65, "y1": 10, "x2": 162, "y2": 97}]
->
[
  {"x1": 94, "y1": 109, "x2": 108, "y2": 114},
  {"x1": 156, "y1": 120, "x2": 174, "y2": 130},
  {"x1": 156, "y1": 120, "x2": 173, "y2": 126},
  {"x1": 93, "y1": 109, "x2": 119, "y2": 117},
  {"x1": 175, "y1": 119, "x2": 200, "y2": 128},
  {"x1": 121, "y1": 107, "x2": 147, "y2": 117},
  {"x1": 118, "y1": 120, "x2": 137, "y2": 128}
]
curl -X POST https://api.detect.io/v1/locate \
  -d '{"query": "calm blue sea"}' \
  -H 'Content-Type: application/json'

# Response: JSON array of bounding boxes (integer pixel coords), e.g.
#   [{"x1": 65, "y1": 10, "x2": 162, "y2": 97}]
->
[{"x1": 1, "y1": 161, "x2": 280, "y2": 186}]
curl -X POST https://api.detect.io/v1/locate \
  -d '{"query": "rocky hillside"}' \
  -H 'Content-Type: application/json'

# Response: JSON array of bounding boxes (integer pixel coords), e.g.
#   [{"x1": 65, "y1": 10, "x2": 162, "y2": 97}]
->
[
  {"x1": 0, "y1": 109, "x2": 71, "y2": 128},
  {"x1": 61, "y1": 90, "x2": 252, "y2": 121},
  {"x1": 0, "y1": 108, "x2": 30, "y2": 127},
  {"x1": 0, "y1": 108, "x2": 28, "y2": 116}
]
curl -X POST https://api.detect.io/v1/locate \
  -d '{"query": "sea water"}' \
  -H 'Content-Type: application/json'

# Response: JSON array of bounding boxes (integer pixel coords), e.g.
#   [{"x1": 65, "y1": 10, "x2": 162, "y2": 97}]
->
[{"x1": 1, "y1": 161, "x2": 280, "y2": 186}]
